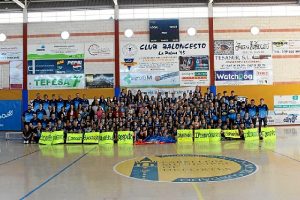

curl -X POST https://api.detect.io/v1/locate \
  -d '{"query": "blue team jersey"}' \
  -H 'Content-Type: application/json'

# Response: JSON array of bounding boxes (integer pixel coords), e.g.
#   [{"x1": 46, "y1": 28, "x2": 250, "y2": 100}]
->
[
  {"x1": 248, "y1": 106, "x2": 257, "y2": 119},
  {"x1": 50, "y1": 100, "x2": 56, "y2": 108},
  {"x1": 244, "y1": 117, "x2": 252, "y2": 128},
  {"x1": 43, "y1": 100, "x2": 50, "y2": 111},
  {"x1": 33, "y1": 99, "x2": 42, "y2": 111},
  {"x1": 65, "y1": 100, "x2": 73, "y2": 111},
  {"x1": 56, "y1": 100, "x2": 65, "y2": 112},
  {"x1": 23, "y1": 110, "x2": 35, "y2": 123},
  {"x1": 258, "y1": 104, "x2": 268, "y2": 118},
  {"x1": 36, "y1": 109, "x2": 46, "y2": 120},
  {"x1": 41, "y1": 119, "x2": 48, "y2": 129},
  {"x1": 73, "y1": 98, "x2": 82, "y2": 110},
  {"x1": 82, "y1": 99, "x2": 89, "y2": 108}
]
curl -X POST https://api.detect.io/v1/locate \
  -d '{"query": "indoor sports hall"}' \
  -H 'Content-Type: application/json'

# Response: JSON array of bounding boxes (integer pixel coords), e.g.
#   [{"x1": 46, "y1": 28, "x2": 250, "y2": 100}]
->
[{"x1": 0, "y1": 0, "x2": 300, "y2": 199}]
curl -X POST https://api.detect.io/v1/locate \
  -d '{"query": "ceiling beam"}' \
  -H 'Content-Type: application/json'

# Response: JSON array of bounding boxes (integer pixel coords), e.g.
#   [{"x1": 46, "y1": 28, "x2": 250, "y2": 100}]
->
[{"x1": 12, "y1": 0, "x2": 25, "y2": 9}]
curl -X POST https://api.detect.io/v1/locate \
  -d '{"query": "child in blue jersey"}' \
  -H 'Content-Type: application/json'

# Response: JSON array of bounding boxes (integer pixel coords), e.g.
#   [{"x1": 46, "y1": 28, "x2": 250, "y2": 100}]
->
[
  {"x1": 247, "y1": 99, "x2": 258, "y2": 128},
  {"x1": 258, "y1": 98, "x2": 268, "y2": 139},
  {"x1": 220, "y1": 103, "x2": 228, "y2": 123},
  {"x1": 36, "y1": 104, "x2": 46, "y2": 120},
  {"x1": 228, "y1": 99, "x2": 237, "y2": 125},
  {"x1": 244, "y1": 113, "x2": 253, "y2": 129}
]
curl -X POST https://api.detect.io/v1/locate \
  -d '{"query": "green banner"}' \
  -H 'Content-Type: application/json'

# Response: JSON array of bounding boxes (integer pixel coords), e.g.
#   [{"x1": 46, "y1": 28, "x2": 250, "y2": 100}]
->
[
  {"x1": 83, "y1": 132, "x2": 99, "y2": 144},
  {"x1": 66, "y1": 133, "x2": 83, "y2": 144},
  {"x1": 224, "y1": 130, "x2": 240, "y2": 139},
  {"x1": 28, "y1": 54, "x2": 84, "y2": 60},
  {"x1": 194, "y1": 129, "x2": 210, "y2": 143},
  {"x1": 177, "y1": 129, "x2": 193, "y2": 143},
  {"x1": 209, "y1": 129, "x2": 221, "y2": 142},
  {"x1": 52, "y1": 131, "x2": 64, "y2": 145},
  {"x1": 118, "y1": 131, "x2": 133, "y2": 144},
  {"x1": 99, "y1": 132, "x2": 114, "y2": 144},
  {"x1": 261, "y1": 127, "x2": 276, "y2": 140},
  {"x1": 244, "y1": 128, "x2": 259, "y2": 141},
  {"x1": 39, "y1": 132, "x2": 53, "y2": 145}
]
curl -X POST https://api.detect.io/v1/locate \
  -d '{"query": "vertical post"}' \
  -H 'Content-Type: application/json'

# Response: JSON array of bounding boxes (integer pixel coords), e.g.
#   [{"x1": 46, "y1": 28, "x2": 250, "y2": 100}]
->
[
  {"x1": 114, "y1": 5, "x2": 120, "y2": 97},
  {"x1": 208, "y1": 1, "x2": 216, "y2": 95},
  {"x1": 22, "y1": 6, "x2": 28, "y2": 113}
]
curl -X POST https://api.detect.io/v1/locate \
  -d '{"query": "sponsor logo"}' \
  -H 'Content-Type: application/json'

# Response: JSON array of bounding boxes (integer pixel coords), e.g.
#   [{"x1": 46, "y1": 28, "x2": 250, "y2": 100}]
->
[
  {"x1": 216, "y1": 70, "x2": 253, "y2": 81},
  {"x1": 36, "y1": 45, "x2": 46, "y2": 52},
  {"x1": 67, "y1": 60, "x2": 83, "y2": 71},
  {"x1": 0, "y1": 110, "x2": 13, "y2": 119},
  {"x1": 88, "y1": 44, "x2": 111, "y2": 56},
  {"x1": 122, "y1": 44, "x2": 138, "y2": 57},
  {"x1": 114, "y1": 154, "x2": 258, "y2": 182},
  {"x1": 273, "y1": 41, "x2": 288, "y2": 47}
]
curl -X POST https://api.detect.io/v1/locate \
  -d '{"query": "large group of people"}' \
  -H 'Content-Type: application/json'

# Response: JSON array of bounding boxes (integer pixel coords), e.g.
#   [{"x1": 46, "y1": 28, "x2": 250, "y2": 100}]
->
[{"x1": 22, "y1": 87, "x2": 269, "y2": 144}]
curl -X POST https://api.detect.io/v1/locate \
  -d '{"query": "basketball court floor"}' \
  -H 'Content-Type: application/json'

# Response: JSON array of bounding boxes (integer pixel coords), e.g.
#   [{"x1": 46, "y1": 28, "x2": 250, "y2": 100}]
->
[{"x1": 1, "y1": 126, "x2": 300, "y2": 200}]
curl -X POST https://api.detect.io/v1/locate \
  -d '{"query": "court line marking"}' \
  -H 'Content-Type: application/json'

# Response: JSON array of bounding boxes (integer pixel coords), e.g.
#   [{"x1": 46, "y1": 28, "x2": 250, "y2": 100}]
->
[
  {"x1": 0, "y1": 149, "x2": 40, "y2": 166},
  {"x1": 192, "y1": 183, "x2": 204, "y2": 200},
  {"x1": 19, "y1": 146, "x2": 97, "y2": 200},
  {"x1": 270, "y1": 150, "x2": 300, "y2": 163}
]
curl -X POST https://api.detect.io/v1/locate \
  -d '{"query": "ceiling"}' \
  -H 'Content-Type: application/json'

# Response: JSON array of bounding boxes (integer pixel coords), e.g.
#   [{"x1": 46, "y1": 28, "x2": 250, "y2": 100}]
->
[{"x1": 0, "y1": 0, "x2": 298, "y2": 11}]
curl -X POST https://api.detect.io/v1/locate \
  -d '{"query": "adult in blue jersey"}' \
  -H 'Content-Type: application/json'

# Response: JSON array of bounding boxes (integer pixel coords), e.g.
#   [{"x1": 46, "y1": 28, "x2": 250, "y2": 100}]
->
[
  {"x1": 49, "y1": 94, "x2": 57, "y2": 108},
  {"x1": 81, "y1": 94, "x2": 89, "y2": 108},
  {"x1": 258, "y1": 98, "x2": 268, "y2": 138},
  {"x1": 65, "y1": 95, "x2": 73, "y2": 112},
  {"x1": 32, "y1": 93, "x2": 42, "y2": 111},
  {"x1": 247, "y1": 99, "x2": 258, "y2": 128},
  {"x1": 73, "y1": 93, "x2": 82, "y2": 111},
  {"x1": 30, "y1": 113, "x2": 40, "y2": 128},
  {"x1": 36, "y1": 104, "x2": 46, "y2": 120},
  {"x1": 42, "y1": 94, "x2": 50, "y2": 111},
  {"x1": 22, "y1": 105, "x2": 35, "y2": 125},
  {"x1": 56, "y1": 95, "x2": 65, "y2": 112}
]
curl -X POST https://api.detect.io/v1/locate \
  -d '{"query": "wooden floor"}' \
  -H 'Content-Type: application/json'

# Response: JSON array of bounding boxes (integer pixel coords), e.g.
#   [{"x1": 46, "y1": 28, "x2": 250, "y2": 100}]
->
[{"x1": 1, "y1": 126, "x2": 300, "y2": 200}]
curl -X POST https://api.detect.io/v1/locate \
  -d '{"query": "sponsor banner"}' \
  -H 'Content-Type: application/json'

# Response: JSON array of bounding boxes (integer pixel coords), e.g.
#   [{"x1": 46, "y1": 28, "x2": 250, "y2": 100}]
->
[
  {"x1": 118, "y1": 131, "x2": 133, "y2": 144},
  {"x1": 177, "y1": 129, "x2": 193, "y2": 143},
  {"x1": 194, "y1": 129, "x2": 210, "y2": 142},
  {"x1": 272, "y1": 40, "x2": 300, "y2": 54},
  {"x1": 234, "y1": 40, "x2": 272, "y2": 55},
  {"x1": 214, "y1": 40, "x2": 272, "y2": 86},
  {"x1": 214, "y1": 40, "x2": 234, "y2": 55},
  {"x1": 83, "y1": 132, "x2": 99, "y2": 144},
  {"x1": 99, "y1": 132, "x2": 114, "y2": 144},
  {"x1": 28, "y1": 74, "x2": 85, "y2": 90},
  {"x1": 85, "y1": 42, "x2": 114, "y2": 58},
  {"x1": 244, "y1": 128, "x2": 259, "y2": 141},
  {"x1": 180, "y1": 71, "x2": 209, "y2": 86},
  {"x1": 120, "y1": 42, "x2": 209, "y2": 72},
  {"x1": 214, "y1": 54, "x2": 272, "y2": 71},
  {"x1": 274, "y1": 95, "x2": 300, "y2": 115},
  {"x1": 52, "y1": 131, "x2": 65, "y2": 145},
  {"x1": 0, "y1": 100, "x2": 21, "y2": 131},
  {"x1": 39, "y1": 132, "x2": 53, "y2": 145},
  {"x1": 179, "y1": 55, "x2": 209, "y2": 71},
  {"x1": 28, "y1": 44, "x2": 84, "y2": 60},
  {"x1": 215, "y1": 70, "x2": 254, "y2": 85},
  {"x1": 256, "y1": 70, "x2": 273, "y2": 85},
  {"x1": 261, "y1": 127, "x2": 276, "y2": 140},
  {"x1": 28, "y1": 59, "x2": 84, "y2": 74},
  {"x1": 209, "y1": 129, "x2": 221, "y2": 142},
  {"x1": 121, "y1": 71, "x2": 180, "y2": 87},
  {"x1": 86, "y1": 74, "x2": 114, "y2": 88},
  {"x1": 66, "y1": 133, "x2": 83, "y2": 144},
  {"x1": 9, "y1": 61, "x2": 23, "y2": 89},
  {"x1": 224, "y1": 130, "x2": 240, "y2": 138},
  {"x1": 268, "y1": 112, "x2": 300, "y2": 125},
  {"x1": 0, "y1": 45, "x2": 23, "y2": 61},
  {"x1": 129, "y1": 87, "x2": 195, "y2": 98}
]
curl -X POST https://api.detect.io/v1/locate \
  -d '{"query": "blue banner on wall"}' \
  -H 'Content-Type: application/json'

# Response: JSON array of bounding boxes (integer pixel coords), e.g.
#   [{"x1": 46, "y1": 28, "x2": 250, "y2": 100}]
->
[
  {"x1": 28, "y1": 59, "x2": 84, "y2": 74},
  {"x1": 0, "y1": 100, "x2": 22, "y2": 131},
  {"x1": 215, "y1": 70, "x2": 254, "y2": 81}
]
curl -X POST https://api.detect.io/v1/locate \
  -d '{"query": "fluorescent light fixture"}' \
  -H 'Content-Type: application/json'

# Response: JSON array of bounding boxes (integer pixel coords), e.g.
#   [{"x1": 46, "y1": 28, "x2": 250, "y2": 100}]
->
[
  {"x1": 187, "y1": 27, "x2": 196, "y2": 36},
  {"x1": 0, "y1": 33, "x2": 7, "y2": 42},
  {"x1": 250, "y1": 26, "x2": 260, "y2": 35},
  {"x1": 61, "y1": 31, "x2": 70, "y2": 40},
  {"x1": 124, "y1": 29, "x2": 134, "y2": 38}
]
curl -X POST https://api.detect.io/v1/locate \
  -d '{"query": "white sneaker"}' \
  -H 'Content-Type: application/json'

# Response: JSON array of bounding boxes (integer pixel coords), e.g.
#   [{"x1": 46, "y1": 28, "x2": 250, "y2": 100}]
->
[{"x1": 23, "y1": 141, "x2": 26, "y2": 144}]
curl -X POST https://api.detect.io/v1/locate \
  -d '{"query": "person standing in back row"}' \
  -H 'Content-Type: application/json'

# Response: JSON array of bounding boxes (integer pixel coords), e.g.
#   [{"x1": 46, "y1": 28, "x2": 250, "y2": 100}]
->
[{"x1": 258, "y1": 98, "x2": 268, "y2": 139}]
